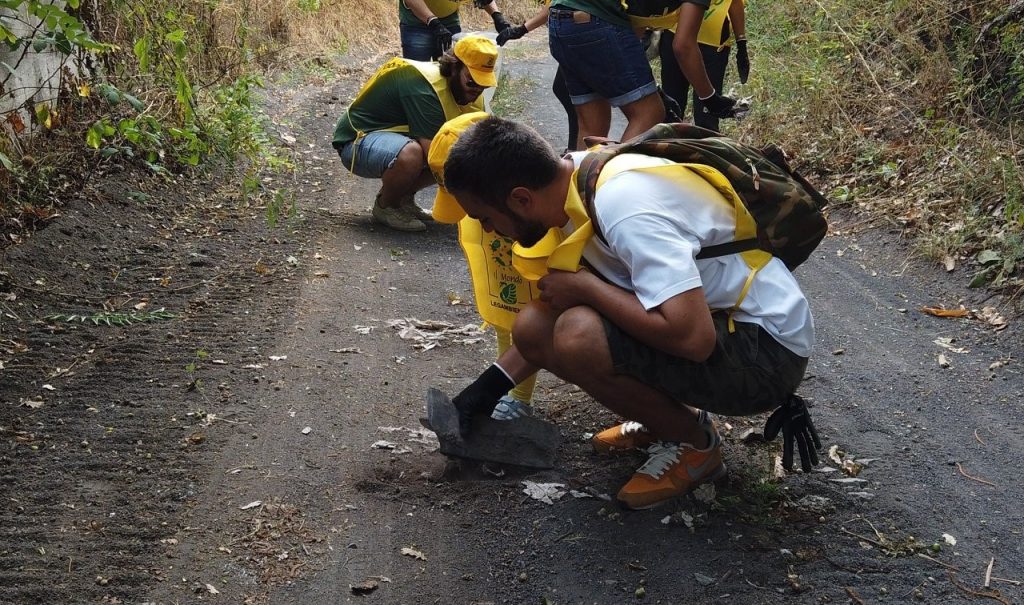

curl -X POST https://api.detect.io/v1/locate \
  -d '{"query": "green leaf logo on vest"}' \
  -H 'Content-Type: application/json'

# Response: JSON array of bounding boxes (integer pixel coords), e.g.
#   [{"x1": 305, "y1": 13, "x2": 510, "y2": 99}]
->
[{"x1": 499, "y1": 282, "x2": 517, "y2": 305}]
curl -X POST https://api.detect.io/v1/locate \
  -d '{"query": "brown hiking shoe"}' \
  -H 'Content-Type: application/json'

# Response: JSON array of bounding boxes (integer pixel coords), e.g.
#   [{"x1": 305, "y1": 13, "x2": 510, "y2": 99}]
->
[
  {"x1": 400, "y1": 194, "x2": 433, "y2": 221},
  {"x1": 371, "y1": 203, "x2": 426, "y2": 232}
]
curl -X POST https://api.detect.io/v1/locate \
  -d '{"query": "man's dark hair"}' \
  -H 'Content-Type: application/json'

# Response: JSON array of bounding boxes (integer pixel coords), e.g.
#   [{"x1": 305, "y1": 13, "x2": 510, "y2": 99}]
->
[
  {"x1": 438, "y1": 50, "x2": 461, "y2": 78},
  {"x1": 444, "y1": 117, "x2": 561, "y2": 209}
]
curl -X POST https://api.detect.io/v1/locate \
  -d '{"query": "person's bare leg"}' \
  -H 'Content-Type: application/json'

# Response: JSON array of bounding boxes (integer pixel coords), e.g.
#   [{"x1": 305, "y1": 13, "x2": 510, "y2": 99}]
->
[
  {"x1": 378, "y1": 140, "x2": 429, "y2": 209},
  {"x1": 619, "y1": 92, "x2": 665, "y2": 142},
  {"x1": 513, "y1": 303, "x2": 708, "y2": 447},
  {"x1": 573, "y1": 99, "x2": 612, "y2": 149}
]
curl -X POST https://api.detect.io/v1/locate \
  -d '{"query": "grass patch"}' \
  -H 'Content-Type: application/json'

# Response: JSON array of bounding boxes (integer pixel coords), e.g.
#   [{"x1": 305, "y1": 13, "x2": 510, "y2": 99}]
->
[{"x1": 491, "y1": 72, "x2": 537, "y2": 118}]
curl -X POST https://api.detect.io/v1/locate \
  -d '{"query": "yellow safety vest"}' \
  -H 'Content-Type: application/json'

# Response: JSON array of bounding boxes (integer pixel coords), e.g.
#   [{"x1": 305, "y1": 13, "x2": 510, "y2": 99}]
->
[
  {"x1": 344, "y1": 58, "x2": 485, "y2": 172},
  {"x1": 512, "y1": 154, "x2": 770, "y2": 331},
  {"x1": 628, "y1": 0, "x2": 740, "y2": 49},
  {"x1": 458, "y1": 219, "x2": 541, "y2": 331},
  {"x1": 403, "y1": 0, "x2": 461, "y2": 19}
]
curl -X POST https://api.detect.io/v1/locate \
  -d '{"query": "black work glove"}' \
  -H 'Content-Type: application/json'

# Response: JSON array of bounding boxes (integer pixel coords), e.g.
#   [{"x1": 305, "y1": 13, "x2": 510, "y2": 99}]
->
[
  {"x1": 496, "y1": 23, "x2": 528, "y2": 46},
  {"x1": 700, "y1": 91, "x2": 739, "y2": 119},
  {"x1": 658, "y1": 87, "x2": 684, "y2": 122},
  {"x1": 427, "y1": 17, "x2": 453, "y2": 54},
  {"x1": 472, "y1": 0, "x2": 490, "y2": 7},
  {"x1": 491, "y1": 11, "x2": 512, "y2": 34},
  {"x1": 451, "y1": 364, "x2": 515, "y2": 436},
  {"x1": 735, "y1": 38, "x2": 750, "y2": 84},
  {"x1": 764, "y1": 394, "x2": 822, "y2": 472}
]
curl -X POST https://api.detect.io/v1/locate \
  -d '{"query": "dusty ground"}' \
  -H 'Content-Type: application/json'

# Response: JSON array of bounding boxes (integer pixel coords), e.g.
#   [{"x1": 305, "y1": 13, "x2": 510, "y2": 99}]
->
[{"x1": 1, "y1": 39, "x2": 1022, "y2": 605}]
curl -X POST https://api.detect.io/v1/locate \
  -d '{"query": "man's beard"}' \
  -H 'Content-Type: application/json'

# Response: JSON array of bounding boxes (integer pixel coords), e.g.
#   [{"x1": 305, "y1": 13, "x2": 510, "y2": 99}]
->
[
  {"x1": 449, "y1": 72, "x2": 481, "y2": 105},
  {"x1": 510, "y1": 213, "x2": 549, "y2": 248}
]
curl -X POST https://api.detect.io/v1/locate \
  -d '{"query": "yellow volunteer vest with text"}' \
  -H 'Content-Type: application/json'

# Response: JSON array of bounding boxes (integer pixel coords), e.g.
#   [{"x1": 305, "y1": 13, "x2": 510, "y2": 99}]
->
[
  {"x1": 458, "y1": 219, "x2": 541, "y2": 331},
  {"x1": 345, "y1": 58, "x2": 485, "y2": 149}
]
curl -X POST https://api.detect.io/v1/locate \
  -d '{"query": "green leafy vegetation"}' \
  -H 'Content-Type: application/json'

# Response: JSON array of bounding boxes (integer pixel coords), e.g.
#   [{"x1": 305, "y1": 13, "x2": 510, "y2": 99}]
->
[
  {"x1": 1, "y1": 0, "x2": 297, "y2": 230},
  {"x1": 737, "y1": 0, "x2": 1023, "y2": 296},
  {"x1": 47, "y1": 308, "x2": 176, "y2": 325}
]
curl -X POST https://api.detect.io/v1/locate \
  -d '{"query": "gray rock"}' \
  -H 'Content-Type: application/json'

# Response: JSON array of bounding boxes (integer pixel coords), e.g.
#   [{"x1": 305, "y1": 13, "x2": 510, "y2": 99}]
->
[{"x1": 421, "y1": 388, "x2": 560, "y2": 469}]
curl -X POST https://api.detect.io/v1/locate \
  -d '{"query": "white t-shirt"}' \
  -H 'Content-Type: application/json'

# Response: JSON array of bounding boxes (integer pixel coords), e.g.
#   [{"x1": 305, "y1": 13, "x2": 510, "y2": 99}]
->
[{"x1": 567, "y1": 153, "x2": 815, "y2": 357}]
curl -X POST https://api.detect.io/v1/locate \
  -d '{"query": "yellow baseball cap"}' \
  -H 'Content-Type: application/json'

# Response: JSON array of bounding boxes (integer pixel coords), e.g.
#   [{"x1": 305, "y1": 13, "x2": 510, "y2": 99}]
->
[
  {"x1": 427, "y1": 111, "x2": 489, "y2": 223},
  {"x1": 453, "y1": 35, "x2": 499, "y2": 88}
]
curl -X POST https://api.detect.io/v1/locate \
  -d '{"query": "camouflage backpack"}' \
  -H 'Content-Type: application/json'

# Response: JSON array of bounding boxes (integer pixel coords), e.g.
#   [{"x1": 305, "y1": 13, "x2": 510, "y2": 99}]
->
[{"x1": 577, "y1": 123, "x2": 828, "y2": 271}]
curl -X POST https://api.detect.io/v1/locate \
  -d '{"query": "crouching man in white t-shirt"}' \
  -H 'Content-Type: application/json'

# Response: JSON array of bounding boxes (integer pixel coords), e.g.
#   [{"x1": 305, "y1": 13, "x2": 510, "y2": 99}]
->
[{"x1": 439, "y1": 116, "x2": 818, "y2": 510}]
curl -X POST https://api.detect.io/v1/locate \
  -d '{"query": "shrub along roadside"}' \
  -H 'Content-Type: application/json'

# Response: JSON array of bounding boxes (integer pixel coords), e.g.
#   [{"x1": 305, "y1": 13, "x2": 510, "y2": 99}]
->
[{"x1": 736, "y1": 0, "x2": 1023, "y2": 299}]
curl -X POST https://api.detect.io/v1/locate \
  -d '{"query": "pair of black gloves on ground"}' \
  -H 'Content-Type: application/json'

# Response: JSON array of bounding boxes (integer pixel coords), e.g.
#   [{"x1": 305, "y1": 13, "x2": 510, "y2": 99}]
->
[
  {"x1": 453, "y1": 364, "x2": 822, "y2": 472},
  {"x1": 426, "y1": 8, "x2": 524, "y2": 55}
]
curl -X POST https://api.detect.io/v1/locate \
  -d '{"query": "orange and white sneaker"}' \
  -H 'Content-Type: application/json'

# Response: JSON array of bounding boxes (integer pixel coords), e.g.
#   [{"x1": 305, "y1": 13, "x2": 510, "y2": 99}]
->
[
  {"x1": 592, "y1": 421, "x2": 657, "y2": 454},
  {"x1": 616, "y1": 415, "x2": 726, "y2": 510}
]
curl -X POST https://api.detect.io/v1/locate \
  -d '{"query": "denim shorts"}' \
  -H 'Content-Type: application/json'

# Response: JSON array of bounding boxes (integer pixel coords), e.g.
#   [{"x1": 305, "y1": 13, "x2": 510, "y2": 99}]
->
[
  {"x1": 603, "y1": 313, "x2": 809, "y2": 417},
  {"x1": 336, "y1": 131, "x2": 415, "y2": 178},
  {"x1": 547, "y1": 10, "x2": 658, "y2": 106},
  {"x1": 400, "y1": 21, "x2": 462, "y2": 61}
]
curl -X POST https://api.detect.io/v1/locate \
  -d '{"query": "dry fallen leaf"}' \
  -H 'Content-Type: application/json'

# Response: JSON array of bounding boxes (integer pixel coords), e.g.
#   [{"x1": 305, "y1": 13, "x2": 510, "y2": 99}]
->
[
  {"x1": 828, "y1": 445, "x2": 845, "y2": 465},
  {"x1": 938, "y1": 354, "x2": 950, "y2": 368},
  {"x1": 401, "y1": 547, "x2": 427, "y2": 561},
  {"x1": 350, "y1": 579, "x2": 379, "y2": 595},
  {"x1": 976, "y1": 306, "x2": 1008, "y2": 331},
  {"x1": 239, "y1": 500, "x2": 262, "y2": 510},
  {"x1": 921, "y1": 306, "x2": 969, "y2": 318},
  {"x1": 943, "y1": 255, "x2": 956, "y2": 272}
]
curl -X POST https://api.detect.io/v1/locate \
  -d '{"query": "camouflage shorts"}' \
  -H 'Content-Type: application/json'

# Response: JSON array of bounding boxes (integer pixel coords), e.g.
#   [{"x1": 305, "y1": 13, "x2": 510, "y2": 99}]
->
[{"x1": 602, "y1": 312, "x2": 808, "y2": 417}]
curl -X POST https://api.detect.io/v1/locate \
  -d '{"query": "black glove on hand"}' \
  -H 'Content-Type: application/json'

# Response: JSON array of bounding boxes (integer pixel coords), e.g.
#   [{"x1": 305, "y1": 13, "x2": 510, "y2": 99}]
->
[
  {"x1": 659, "y1": 87, "x2": 684, "y2": 122},
  {"x1": 701, "y1": 91, "x2": 739, "y2": 119},
  {"x1": 472, "y1": 0, "x2": 489, "y2": 7},
  {"x1": 427, "y1": 17, "x2": 453, "y2": 54},
  {"x1": 764, "y1": 394, "x2": 822, "y2": 472},
  {"x1": 735, "y1": 39, "x2": 750, "y2": 84},
  {"x1": 496, "y1": 23, "x2": 528, "y2": 46},
  {"x1": 451, "y1": 364, "x2": 515, "y2": 436},
  {"x1": 491, "y1": 11, "x2": 512, "y2": 34}
]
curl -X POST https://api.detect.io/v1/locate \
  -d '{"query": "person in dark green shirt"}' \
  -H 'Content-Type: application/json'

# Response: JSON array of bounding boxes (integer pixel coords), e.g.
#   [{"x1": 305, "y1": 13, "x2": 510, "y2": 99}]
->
[
  {"x1": 546, "y1": 0, "x2": 666, "y2": 150},
  {"x1": 400, "y1": 0, "x2": 512, "y2": 60},
  {"x1": 333, "y1": 36, "x2": 498, "y2": 232}
]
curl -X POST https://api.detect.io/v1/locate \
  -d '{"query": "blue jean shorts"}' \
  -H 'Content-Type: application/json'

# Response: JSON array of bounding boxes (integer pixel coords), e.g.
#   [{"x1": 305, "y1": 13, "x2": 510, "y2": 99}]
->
[
  {"x1": 400, "y1": 21, "x2": 462, "y2": 61},
  {"x1": 547, "y1": 10, "x2": 657, "y2": 106},
  {"x1": 337, "y1": 131, "x2": 415, "y2": 178}
]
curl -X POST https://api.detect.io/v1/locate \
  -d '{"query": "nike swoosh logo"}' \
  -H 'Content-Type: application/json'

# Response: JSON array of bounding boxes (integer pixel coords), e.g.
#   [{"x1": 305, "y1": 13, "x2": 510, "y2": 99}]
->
[{"x1": 686, "y1": 455, "x2": 718, "y2": 481}]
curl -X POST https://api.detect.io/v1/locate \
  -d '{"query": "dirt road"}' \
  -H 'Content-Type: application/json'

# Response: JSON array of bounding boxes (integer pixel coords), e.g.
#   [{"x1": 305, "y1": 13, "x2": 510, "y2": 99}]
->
[{"x1": 1, "y1": 41, "x2": 1021, "y2": 604}]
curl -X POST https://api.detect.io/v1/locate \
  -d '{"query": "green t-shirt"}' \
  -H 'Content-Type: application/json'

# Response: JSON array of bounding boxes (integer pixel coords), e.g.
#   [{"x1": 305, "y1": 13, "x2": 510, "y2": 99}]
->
[
  {"x1": 333, "y1": 63, "x2": 446, "y2": 148},
  {"x1": 398, "y1": 0, "x2": 462, "y2": 27},
  {"x1": 550, "y1": 0, "x2": 631, "y2": 28}
]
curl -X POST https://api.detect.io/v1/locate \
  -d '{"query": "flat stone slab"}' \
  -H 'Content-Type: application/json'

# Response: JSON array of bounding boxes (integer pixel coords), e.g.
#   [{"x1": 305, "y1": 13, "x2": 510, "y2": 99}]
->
[{"x1": 421, "y1": 388, "x2": 560, "y2": 469}]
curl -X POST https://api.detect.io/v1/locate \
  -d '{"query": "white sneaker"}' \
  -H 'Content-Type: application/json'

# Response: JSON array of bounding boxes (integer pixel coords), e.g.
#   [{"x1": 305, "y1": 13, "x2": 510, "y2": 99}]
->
[{"x1": 491, "y1": 395, "x2": 532, "y2": 420}]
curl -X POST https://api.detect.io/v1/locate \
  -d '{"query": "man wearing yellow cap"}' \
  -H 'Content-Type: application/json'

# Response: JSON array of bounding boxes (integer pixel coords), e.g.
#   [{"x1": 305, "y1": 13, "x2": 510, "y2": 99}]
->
[
  {"x1": 438, "y1": 116, "x2": 815, "y2": 510},
  {"x1": 428, "y1": 112, "x2": 540, "y2": 419},
  {"x1": 332, "y1": 36, "x2": 498, "y2": 232}
]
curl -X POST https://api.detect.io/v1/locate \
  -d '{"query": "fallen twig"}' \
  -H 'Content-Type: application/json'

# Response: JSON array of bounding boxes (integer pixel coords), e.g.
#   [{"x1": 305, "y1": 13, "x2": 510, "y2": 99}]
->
[
  {"x1": 956, "y1": 462, "x2": 997, "y2": 487},
  {"x1": 845, "y1": 587, "x2": 866, "y2": 605},
  {"x1": 840, "y1": 527, "x2": 886, "y2": 549},
  {"x1": 985, "y1": 557, "x2": 994, "y2": 588},
  {"x1": 991, "y1": 576, "x2": 1022, "y2": 586},
  {"x1": 974, "y1": 428, "x2": 986, "y2": 445},
  {"x1": 948, "y1": 571, "x2": 1011, "y2": 605},
  {"x1": 917, "y1": 552, "x2": 960, "y2": 572}
]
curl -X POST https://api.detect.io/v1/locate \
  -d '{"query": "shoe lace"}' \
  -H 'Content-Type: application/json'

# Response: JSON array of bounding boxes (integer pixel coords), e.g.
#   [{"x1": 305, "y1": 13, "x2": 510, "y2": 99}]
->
[
  {"x1": 636, "y1": 442, "x2": 681, "y2": 479},
  {"x1": 620, "y1": 421, "x2": 648, "y2": 436}
]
